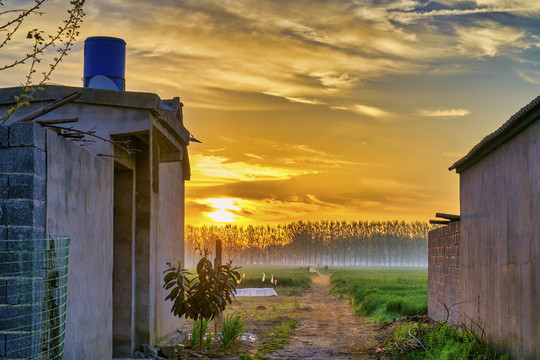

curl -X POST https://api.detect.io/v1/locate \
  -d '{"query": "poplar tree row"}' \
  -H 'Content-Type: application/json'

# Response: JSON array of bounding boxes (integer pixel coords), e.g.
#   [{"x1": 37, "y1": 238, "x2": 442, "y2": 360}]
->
[{"x1": 185, "y1": 220, "x2": 431, "y2": 267}]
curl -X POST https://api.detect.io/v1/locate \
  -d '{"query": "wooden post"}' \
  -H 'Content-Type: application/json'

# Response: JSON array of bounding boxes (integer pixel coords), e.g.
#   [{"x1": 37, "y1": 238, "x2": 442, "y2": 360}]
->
[
  {"x1": 15, "y1": 92, "x2": 82, "y2": 123},
  {"x1": 214, "y1": 239, "x2": 222, "y2": 267},
  {"x1": 435, "y1": 213, "x2": 460, "y2": 221},
  {"x1": 214, "y1": 238, "x2": 223, "y2": 337}
]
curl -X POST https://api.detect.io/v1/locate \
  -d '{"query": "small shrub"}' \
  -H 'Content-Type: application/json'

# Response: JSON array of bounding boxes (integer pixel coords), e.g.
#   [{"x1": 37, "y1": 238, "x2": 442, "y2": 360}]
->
[
  {"x1": 163, "y1": 250, "x2": 241, "y2": 349},
  {"x1": 221, "y1": 315, "x2": 244, "y2": 349}
]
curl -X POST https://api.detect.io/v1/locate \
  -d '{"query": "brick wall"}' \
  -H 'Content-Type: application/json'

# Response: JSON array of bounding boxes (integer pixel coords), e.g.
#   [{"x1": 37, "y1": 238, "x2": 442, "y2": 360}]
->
[
  {"x1": 0, "y1": 122, "x2": 47, "y2": 358},
  {"x1": 428, "y1": 221, "x2": 461, "y2": 324}
]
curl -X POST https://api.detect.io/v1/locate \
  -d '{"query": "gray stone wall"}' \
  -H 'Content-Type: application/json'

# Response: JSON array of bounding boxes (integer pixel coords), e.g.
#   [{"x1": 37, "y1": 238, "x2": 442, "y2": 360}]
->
[
  {"x1": 428, "y1": 222, "x2": 460, "y2": 324},
  {"x1": 0, "y1": 122, "x2": 46, "y2": 358}
]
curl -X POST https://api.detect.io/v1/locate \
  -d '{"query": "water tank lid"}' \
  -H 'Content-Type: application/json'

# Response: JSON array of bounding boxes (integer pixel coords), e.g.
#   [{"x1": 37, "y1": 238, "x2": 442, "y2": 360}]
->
[{"x1": 85, "y1": 36, "x2": 126, "y2": 44}]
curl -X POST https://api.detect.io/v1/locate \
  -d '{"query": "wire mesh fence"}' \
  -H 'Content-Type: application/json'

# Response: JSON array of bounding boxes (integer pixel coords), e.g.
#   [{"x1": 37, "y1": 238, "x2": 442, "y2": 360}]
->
[{"x1": 0, "y1": 236, "x2": 71, "y2": 360}]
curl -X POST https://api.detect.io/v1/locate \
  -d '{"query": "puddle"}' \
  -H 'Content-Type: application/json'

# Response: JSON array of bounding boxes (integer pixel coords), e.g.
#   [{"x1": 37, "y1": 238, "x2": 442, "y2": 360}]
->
[{"x1": 186, "y1": 331, "x2": 258, "y2": 343}]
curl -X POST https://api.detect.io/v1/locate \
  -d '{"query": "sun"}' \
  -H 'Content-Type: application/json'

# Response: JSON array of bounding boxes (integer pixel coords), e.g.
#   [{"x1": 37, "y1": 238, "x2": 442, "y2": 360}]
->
[
  {"x1": 203, "y1": 198, "x2": 240, "y2": 223},
  {"x1": 207, "y1": 209, "x2": 236, "y2": 223}
]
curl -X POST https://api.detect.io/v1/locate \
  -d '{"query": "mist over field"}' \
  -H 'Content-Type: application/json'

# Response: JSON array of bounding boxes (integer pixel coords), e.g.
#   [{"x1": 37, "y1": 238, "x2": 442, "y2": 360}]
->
[{"x1": 185, "y1": 220, "x2": 431, "y2": 267}]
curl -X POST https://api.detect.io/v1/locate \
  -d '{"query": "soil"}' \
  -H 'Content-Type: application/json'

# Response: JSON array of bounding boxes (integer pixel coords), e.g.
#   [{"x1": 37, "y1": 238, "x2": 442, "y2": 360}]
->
[
  {"x1": 265, "y1": 271, "x2": 379, "y2": 360},
  {"x1": 142, "y1": 271, "x2": 397, "y2": 360}
]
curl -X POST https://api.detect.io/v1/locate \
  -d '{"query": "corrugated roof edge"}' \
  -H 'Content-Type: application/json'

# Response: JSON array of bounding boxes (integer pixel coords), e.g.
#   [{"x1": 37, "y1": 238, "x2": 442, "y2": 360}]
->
[{"x1": 449, "y1": 95, "x2": 540, "y2": 173}]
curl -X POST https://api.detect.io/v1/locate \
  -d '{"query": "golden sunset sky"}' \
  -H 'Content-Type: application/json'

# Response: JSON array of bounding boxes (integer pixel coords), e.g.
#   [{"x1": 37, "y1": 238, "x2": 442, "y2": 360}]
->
[{"x1": 3, "y1": 0, "x2": 540, "y2": 225}]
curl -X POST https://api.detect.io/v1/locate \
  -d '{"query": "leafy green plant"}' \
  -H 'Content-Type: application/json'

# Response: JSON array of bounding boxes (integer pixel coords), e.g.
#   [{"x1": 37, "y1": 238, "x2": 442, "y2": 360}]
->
[
  {"x1": 221, "y1": 315, "x2": 244, "y2": 349},
  {"x1": 163, "y1": 249, "x2": 241, "y2": 349}
]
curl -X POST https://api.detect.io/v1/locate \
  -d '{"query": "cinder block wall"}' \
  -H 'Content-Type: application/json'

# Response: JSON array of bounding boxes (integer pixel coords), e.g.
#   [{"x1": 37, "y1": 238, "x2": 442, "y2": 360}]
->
[
  {"x1": 0, "y1": 123, "x2": 47, "y2": 358},
  {"x1": 428, "y1": 222, "x2": 461, "y2": 324}
]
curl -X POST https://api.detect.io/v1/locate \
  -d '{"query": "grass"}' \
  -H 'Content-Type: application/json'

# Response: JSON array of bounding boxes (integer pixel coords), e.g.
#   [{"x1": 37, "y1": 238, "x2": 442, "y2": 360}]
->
[
  {"x1": 388, "y1": 322, "x2": 510, "y2": 360},
  {"x1": 221, "y1": 315, "x2": 244, "y2": 349},
  {"x1": 236, "y1": 266, "x2": 314, "y2": 295},
  {"x1": 237, "y1": 319, "x2": 300, "y2": 360},
  {"x1": 327, "y1": 267, "x2": 428, "y2": 323},
  {"x1": 190, "y1": 318, "x2": 210, "y2": 349},
  {"x1": 185, "y1": 265, "x2": 314, "y2": 295},
  {"x1": 257, "y1": 319, "x2": 300, "y2": 354}
]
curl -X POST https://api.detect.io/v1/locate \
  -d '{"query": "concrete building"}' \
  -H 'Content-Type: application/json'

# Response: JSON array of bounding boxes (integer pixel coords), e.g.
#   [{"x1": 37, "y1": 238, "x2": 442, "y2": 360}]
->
[
  {"x1": 0, "y1": 84, "x2": 190, "y2": 358},
  {"x1": 429, "y1": 96, "x2": 540, "y2": 359}
]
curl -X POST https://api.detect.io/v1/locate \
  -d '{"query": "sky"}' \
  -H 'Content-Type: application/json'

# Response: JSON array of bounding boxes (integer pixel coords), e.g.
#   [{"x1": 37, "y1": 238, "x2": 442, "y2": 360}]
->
[{"x1": 2, "y1": 0, "x2": 540, "y2": 225}]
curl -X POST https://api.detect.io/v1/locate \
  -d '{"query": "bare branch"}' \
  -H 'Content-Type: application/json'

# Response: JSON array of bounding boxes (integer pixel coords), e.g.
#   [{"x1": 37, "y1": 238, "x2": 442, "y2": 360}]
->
[
  {"x1": 0, "y1": 0, "x2": 85, "y2": 124},
  {"x1": 0, "y1": 0, "x2": 47, "y2": 31},
  {"x1": 44, "y1": 124, "x2": 138, "y2": 156}
]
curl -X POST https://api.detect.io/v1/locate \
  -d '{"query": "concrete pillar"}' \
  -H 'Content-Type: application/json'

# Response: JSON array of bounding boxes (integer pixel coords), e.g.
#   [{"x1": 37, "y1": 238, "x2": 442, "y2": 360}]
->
[
  {"x1": 0, "y1": 122, "x2": 46, "y2": 359},
  {"x1": 113, "y1": 165, "x2": 136, "y2": 356},
  {"x1": 135, "y1": 139, "x2": 151, "y2": 346}
]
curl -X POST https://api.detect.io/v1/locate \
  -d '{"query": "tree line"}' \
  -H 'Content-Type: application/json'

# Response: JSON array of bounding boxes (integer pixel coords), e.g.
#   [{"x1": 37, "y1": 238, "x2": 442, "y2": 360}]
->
[{"x1": 185, "y1": 220, "x2": 431, "y2": 267}]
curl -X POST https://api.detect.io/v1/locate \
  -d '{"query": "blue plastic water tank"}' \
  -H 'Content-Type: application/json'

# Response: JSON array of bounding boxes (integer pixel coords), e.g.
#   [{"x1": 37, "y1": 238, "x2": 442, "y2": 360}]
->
[{"x1": 83, "y1": 36, "x2": 126, "y2": 91}]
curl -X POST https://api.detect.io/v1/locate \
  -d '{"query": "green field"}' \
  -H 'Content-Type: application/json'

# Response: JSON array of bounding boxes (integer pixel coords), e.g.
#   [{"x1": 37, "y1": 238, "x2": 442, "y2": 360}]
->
[
  {"x1": 327, "y1": 267, "x2": 428, "y2": 323},
  {"x1": 236, "y1": 266, "x2": 314, "y2": 295}
]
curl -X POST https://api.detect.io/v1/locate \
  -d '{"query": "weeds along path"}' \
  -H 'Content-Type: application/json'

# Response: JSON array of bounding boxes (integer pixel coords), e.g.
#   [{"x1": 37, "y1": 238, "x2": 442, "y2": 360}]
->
[{"x1": 267, "y1": 271, "x2": 378, "y2": 360}]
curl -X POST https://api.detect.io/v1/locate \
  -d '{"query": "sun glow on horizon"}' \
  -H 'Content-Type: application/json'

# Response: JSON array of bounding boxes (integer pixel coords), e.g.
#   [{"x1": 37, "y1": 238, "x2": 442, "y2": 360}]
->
[{"x1": 202, "y1": 198, "x2": 242, "y2": 223}]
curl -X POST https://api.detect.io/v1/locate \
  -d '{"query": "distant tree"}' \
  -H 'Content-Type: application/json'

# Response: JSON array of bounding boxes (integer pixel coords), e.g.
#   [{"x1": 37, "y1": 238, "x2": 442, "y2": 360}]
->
[
  {"x1": 184, "y1": 220, "x2": 431, "y2": 267},
  {"x1": 0, "y1": 0, "x2": 85, "y2": 124}
]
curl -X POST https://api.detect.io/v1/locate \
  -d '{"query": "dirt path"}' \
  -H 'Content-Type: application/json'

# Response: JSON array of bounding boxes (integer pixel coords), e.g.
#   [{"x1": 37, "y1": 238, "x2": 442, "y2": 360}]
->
[{"x1": 267, "y1": 271, "x2": 378, "y2": 360}]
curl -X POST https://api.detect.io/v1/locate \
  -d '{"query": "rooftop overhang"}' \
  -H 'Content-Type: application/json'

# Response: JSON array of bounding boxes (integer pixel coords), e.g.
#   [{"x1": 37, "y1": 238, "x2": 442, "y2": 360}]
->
[
  {"x1": 449, "y1": 95, "x2": 540, "y2": 173},
  {"x1": 0, "y1": 85, "x2": 192, "y2": 180},
  {"x1": 0, "y1": 85, "x2": 190, "y2": 143}
]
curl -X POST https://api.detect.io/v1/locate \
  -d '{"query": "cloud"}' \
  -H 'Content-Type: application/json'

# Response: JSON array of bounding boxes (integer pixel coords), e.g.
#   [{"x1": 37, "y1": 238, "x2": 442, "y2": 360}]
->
[
  {"x1": 417, "y1": 108, "x2": 471, "y2": 117},
  {"x1": 455, "y1": 21, "x2": 527, "y2": 57},
  {"x1": 282, "y1": 96, "x2": 324, "y2": 105},
  {"x1": 515, "y1": 69, "x2": 540, "y2": 84},
  {"x1": 350, "y1": 104, "x2": 392, "y2": 118},
  {"x1": 245, "y1": 139, "x2": 369, "y2": 167},
  {"x1": 262, "y1": 89, "x2": 324, "y2": 105},
  {"x1": 189, "y1": 153, "x2": 306, "y2": 187},
  {"x1": 309, "y1": 71, "x2": 357, "y2": 91},
  {"x1": 185, "y1": 172, "x2": 434, "y2": 225},
  {"x1": 388, "y1": 6, "x2": 536, "y2": 25},
  {"x1": 244, "y1": 153, "x2": 263, "y2": 160}
]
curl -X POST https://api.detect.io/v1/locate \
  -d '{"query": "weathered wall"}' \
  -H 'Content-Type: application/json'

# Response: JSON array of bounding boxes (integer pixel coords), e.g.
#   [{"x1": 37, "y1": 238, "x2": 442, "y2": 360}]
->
[
  {"x1": 428, "y1": 222, "x2": 460, "y2": 324},
  {"x1": 460, "y1": 120, "x2": 540, "y2": 359},
  {"x1": 0, "y1": 123, "x2": 46, "y2": 358},
  {"x1": 1, "y1": 86, "x2": 189, "y2": 357},
  {"x1": 154, "y1": 161, "x2": 185, "y2": 343},
  {"x1": 47, "y1": 131, "x2": 114, "y2": 360}
]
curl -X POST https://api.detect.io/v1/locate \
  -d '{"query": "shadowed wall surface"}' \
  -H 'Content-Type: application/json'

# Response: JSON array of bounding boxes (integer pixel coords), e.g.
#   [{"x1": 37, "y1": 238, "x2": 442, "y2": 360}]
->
[
  {"x1": 459, "y1": 120, "x2": 540, "y2": 360},
  {"x1": 428, "y1": 222, "x2": 461, "y2": 324},
  {"x1": 47, "y1": 131, "x2": 114, "y2": 360}
]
